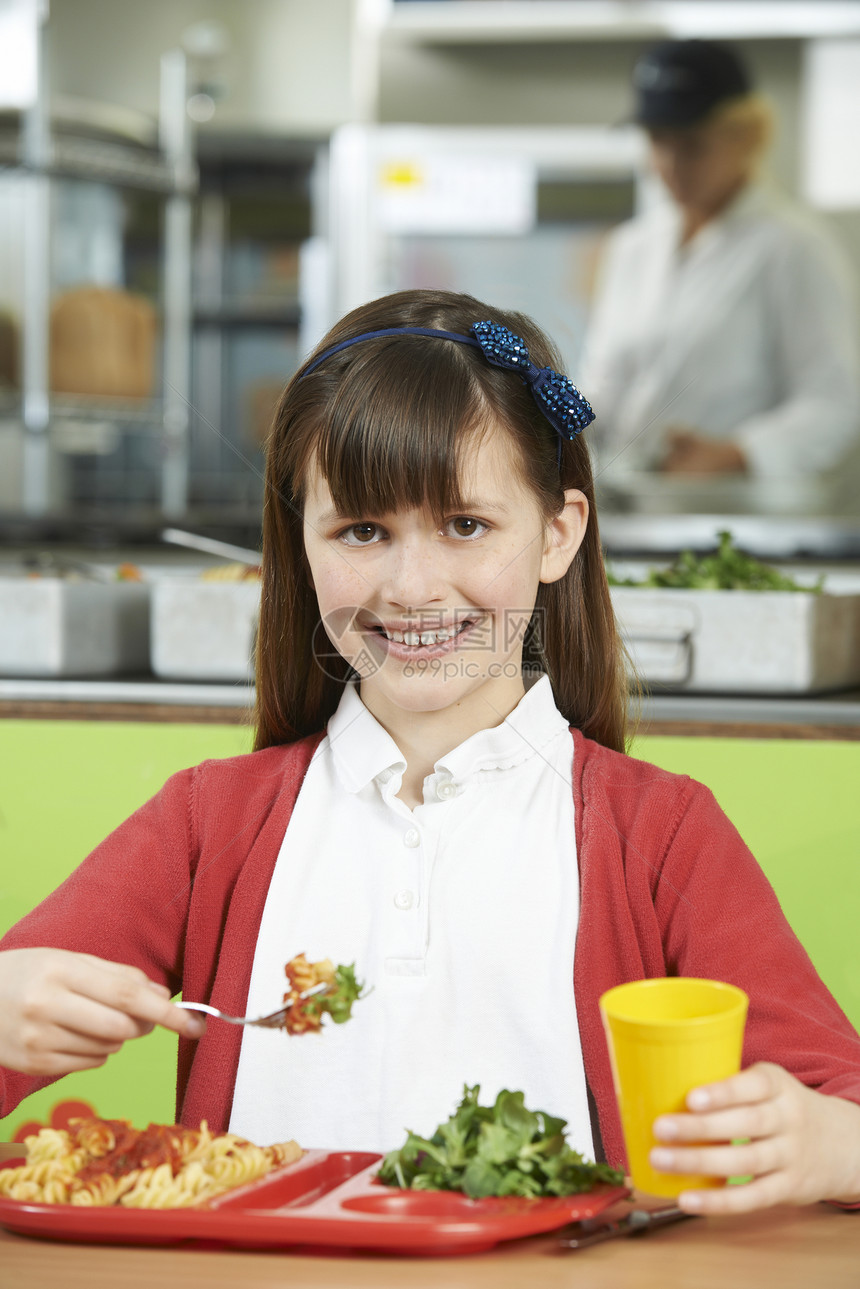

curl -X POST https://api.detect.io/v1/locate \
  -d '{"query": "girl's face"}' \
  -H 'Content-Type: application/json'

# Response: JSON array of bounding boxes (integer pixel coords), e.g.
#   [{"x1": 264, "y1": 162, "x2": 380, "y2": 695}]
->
[{"x1": 302, "y1": 422, "x2": 587, "y2": 735}]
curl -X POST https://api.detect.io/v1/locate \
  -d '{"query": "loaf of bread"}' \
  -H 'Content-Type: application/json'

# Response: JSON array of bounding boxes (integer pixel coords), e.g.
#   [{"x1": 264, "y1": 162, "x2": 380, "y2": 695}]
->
[{"x1": 50, "y1": 286, "x2": 157, "y2": 398}]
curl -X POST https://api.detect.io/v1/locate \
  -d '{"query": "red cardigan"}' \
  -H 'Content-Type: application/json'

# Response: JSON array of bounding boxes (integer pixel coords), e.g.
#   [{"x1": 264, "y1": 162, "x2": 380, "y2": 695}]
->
[{"x1": 3, "y1": 728, "x2": 860, "y2": 1168}]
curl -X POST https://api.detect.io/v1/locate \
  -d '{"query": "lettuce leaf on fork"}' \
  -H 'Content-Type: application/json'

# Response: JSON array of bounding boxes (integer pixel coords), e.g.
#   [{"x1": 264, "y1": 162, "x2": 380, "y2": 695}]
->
[
  {"x1": 378, "y1": 1085, "x2": 625, "y2": 1198},
  {"x1": 304, "y1": 963, "x2": 367, "y2": 1025}
]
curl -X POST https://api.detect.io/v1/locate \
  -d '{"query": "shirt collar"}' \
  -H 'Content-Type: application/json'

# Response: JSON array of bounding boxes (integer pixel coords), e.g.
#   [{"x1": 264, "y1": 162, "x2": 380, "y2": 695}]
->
[
  {"x1": 327, "y1": 683, "x2": 406, "y2": 794},
  {"x1": 435, "y1": 674, "x2": 569, "y2": 781},
  {"x1": 326, "y1": 675, "x2": 568, "y2": 795}
]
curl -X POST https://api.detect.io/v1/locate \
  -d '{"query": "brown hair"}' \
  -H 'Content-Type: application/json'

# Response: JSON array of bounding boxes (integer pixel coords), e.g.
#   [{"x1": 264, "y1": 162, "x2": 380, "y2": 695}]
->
[{"x1": 254, "y1": 289, "x2": 629, "y2": 753}]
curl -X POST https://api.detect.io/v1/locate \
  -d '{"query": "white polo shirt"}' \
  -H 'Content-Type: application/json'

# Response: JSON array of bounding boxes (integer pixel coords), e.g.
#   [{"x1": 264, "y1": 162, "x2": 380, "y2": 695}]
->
[{"x1": 230, "y1": 676, "x2": 593, "y2": 1159}]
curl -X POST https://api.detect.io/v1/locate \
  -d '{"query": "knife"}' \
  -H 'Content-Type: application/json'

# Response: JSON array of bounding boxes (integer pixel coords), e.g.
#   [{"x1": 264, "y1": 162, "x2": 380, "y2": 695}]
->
[{"x1": 557, "y1": 1205, "x2": 696, "y2": 1250}]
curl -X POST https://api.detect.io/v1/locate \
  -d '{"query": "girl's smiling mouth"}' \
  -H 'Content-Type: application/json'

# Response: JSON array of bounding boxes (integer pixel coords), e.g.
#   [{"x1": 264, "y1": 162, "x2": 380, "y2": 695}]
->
[{"x1": 362, "y1": 616, "x2": 481, "y2": 658}]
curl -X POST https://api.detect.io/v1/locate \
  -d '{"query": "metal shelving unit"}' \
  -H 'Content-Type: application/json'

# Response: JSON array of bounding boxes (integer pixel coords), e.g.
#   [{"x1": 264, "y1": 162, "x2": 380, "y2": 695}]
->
[
  {"x1": 0, "y1": 130, "x2": 184, "y2": 191},
  {"x1": 0, "y1": 4, "x2": 196, "y2": 520},
  {"x1": 184, "y1": 136, "x2": 326, "y2": 523}
]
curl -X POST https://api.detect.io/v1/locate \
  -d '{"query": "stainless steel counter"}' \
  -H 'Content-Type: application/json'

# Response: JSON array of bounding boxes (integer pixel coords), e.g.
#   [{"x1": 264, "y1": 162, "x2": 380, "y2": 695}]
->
[
  {"x1": 2, "y1": 676, "x2": 859, "y2": 737},
  {"x1": 0, "y1": 677, "x2": 253, "y2": 707},
  {"x1": 2, "y1": 525, "x2": 860, "y2": 735},
  {"x1": 638, "y1": 688, "x2": 860, "y2": 731}
]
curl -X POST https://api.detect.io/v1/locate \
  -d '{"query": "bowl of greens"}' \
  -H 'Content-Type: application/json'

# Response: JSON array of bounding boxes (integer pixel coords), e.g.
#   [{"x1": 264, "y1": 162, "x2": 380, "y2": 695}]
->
[{"x1": 607, "y1": 532, "x2": 860, "y2": 694}]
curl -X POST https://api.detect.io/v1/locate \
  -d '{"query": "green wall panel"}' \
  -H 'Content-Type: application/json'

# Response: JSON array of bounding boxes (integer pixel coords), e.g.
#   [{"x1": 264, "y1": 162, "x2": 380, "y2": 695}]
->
[
  {"x1": 629, "y1": 735, "x2": 860, "y2": 1040},
  {"x1": 0, "y1": 719, "x2": 252, "y2": 1139},
  {"x1": 1, "y1": 718, "x2": 857, "y2": 1139}
]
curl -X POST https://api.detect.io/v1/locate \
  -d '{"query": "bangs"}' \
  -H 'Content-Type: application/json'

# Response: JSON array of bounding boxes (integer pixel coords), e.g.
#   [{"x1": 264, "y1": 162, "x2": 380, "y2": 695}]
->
[{"x1": 300, "y1": 337, "x2": 492, "y2": 519}]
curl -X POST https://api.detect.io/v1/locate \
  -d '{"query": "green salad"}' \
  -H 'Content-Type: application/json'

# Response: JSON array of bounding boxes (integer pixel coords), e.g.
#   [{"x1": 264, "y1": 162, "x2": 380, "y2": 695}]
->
[
  {"x1": 377, "y1": 1084, "x2": 625, "y2": 1199},
  {"x1": 607, "y1": 530, "x2": 821, "y2": 592}
]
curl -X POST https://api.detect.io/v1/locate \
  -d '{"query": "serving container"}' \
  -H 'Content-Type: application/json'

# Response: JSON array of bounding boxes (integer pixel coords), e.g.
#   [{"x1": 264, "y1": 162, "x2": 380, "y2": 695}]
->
[
  {"x1": 150, "y1": 578, "x2": 260, "y2": 682},
  {"x1": 0, "y1": 577, "x2": 149, "y2": 677},
  {"x1": 610, "y1": 586, "x2": 860, "y2": 694},
  {"x1": 0, "y1": 1150, "x2": 627, "y2": 1256}
]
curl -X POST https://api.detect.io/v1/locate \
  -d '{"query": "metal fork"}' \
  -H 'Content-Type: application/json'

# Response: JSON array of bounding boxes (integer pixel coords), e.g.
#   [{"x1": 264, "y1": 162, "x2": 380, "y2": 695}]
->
[{"x1": 176, "y1": 983, "x2": 329, "y2": 1029}]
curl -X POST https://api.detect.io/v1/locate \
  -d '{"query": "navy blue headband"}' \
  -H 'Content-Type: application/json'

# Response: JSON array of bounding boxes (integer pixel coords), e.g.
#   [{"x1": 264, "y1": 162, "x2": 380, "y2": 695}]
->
[{"x1": 301, "y1": 321, "x2": 595, "y2": 459}]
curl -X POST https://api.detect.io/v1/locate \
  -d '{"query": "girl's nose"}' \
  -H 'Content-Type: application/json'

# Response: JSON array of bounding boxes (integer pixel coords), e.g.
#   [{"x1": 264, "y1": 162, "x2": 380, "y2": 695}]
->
[{"x1": 378, "y1": 539, "x2": 444, "y2": 608}]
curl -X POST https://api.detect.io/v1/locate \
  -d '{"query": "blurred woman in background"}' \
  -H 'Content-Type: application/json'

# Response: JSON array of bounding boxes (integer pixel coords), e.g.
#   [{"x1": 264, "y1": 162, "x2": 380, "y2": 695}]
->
[{"x1": 581, "y1": 39, "x2": 859, "y2": 489}]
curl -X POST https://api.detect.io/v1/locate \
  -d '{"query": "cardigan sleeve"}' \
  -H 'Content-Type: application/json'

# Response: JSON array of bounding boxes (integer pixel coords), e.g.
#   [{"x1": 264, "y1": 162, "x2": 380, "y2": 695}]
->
[
  {"x1": 573, "y1": 733, "x2": 860, "y2": 1175},
  {"x1": 0, "y1": 767, "x2": 196, "y2": 1119},
  {"x1": 651, "y1": 779, "x2": 860, "y2": 1105}
]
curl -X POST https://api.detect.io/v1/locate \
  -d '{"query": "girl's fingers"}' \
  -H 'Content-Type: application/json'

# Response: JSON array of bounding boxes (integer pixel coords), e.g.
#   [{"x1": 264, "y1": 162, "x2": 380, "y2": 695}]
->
[
  {"x1": 59, "y1": 954, "x2": 204, "y2": 1039},
  {"x1": 19, "y1": 1024, "x2": 124, "y2": 1062},
  {"x1": 10, "y1": 949, "x2": 204, "y2": 1052},
  {"x1": 683, "y1": 1062, "x2": 784, "y2": 1112},
  {"x1": 653, "y1": 1064, "x2": 792, "y2": 1147},
  {"x1": 21, "y1": 997, "x2": 153, "y2": 1050},
  {"x1": 650, "y1": 1135, "x2": 786, "y2": 1182},
  {"x1": 11, "y1": 1048, "x2": 114, "y2": 1077},
  {"x1": 677, "y1": 1172, "x2": 788, "y2": 1216},
  {"x1": 654, "y1": 1098, "x2": 784, "y2": 1145},
  {"x1": 0, "y1": 948, "x2": 204, "y2": 1076}
]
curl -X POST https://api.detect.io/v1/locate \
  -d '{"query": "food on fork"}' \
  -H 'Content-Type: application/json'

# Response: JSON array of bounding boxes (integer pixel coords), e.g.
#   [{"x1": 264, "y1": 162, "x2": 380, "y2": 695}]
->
[
  {"x1": 0, "y1": 1117, "x2": 302, "y2": 1208},
  {"x1": 282, "y1": 953, "x2": 367, "y2": 1034}
]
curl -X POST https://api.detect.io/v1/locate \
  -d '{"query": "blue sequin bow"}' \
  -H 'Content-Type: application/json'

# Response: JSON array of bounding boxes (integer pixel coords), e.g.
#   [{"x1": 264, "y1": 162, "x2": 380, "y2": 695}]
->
[
  {"x1": 301, "y1": 319, "x2": 595, "y2": 460},
  {"x1": 470, "y1": 320, "x2": 595, "y2": 444}
]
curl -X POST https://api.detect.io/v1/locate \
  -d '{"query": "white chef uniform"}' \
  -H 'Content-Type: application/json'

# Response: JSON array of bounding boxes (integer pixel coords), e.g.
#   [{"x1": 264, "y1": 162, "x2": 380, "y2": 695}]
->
[{"x1": 580, "y1": 182, "x2": 860, "y2": 481}]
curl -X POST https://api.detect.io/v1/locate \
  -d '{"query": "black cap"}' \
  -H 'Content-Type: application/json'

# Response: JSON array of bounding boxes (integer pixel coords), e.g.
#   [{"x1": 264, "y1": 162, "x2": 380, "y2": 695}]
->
[{"x1": 631, "y1": 40, "x2": 752, "y2": 129}]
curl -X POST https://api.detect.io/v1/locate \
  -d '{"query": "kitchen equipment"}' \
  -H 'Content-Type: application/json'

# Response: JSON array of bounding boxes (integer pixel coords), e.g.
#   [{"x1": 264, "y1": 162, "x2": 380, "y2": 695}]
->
[
  {"x1": 611, "y1": 586, "x2": 860, "y2": 694},
  {"x1": 0, "y1": 574, "x2": 149, "y2": 677},
  {"x1": 0, "y1": 1150, "x2": 628, "y2": 1255},
  {"x1": 176, "y1": 983, "x2": 327, "y2": 1028},
  {"x1": 152, "y1": 529, "x2": 261, "y2": 681},
  {"x1": 161, "y1": 527, "x2": 261, "y2": 565},
  {"x1": 558, "y1": 1204, "x2": 694, "y2": 1249},
  {"x1": 150, "y1": 575, "x2": 260, "y2": 682}
]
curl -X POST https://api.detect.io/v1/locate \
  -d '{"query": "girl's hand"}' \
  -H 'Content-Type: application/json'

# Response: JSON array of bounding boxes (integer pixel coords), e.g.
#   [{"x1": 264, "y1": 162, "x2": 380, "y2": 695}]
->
[
  {"x1": 0, "y1": 947, "x2": 206, "y2": 1077},
  {"x1": 650, "y1": 1062, "x2": 860, "y2": 1213}
]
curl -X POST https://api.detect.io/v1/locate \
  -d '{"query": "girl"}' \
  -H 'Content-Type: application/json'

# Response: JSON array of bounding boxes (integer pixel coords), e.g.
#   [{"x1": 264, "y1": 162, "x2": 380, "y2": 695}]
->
[{"x1": 1, "y1": 289, "x2": 859, "y2": 1215}]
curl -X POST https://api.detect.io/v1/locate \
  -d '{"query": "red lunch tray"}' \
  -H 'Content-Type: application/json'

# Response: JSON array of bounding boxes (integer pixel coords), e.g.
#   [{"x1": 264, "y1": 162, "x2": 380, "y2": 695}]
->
[{"x1": 0, "y1": 1149, "x2": 629, "y2": 1256}]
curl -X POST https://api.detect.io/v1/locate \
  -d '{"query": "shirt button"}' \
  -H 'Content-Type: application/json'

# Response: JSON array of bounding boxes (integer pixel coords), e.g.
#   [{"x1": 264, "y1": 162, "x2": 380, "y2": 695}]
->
[
  {"x1": 437, "y1": 780, "x2": 457, "y2": 800},
  {"x1": 394, "y1": 889, "x2": 415, "y2": 911},
  {"x1": 403, "y1": 827, "x2": 420, "y2": 848}
]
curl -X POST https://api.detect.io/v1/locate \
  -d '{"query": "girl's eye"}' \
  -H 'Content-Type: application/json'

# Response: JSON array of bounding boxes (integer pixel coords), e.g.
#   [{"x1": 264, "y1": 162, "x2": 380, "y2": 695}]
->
[
  {"x1": 446, "y1": 517, "x2": 488, "y2": 540},
  {"x1": 340, "y1": 523, "x2": 382, "y2": 546}
]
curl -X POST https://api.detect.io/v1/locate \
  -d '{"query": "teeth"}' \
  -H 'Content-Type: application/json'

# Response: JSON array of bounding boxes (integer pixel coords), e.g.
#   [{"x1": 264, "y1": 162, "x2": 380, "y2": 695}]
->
[{"x1": 382, "y1": 623, "x2": 468, "y2": 646}]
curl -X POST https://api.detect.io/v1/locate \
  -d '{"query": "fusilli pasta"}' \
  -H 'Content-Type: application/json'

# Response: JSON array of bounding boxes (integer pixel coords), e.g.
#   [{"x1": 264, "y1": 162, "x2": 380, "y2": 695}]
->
[
  {"x1": 283, "y1": 952, "x2": 336, "y2": 1034},
  {"x1": 0, "y1": 1117, "x2": 302, "y2": 1208}
]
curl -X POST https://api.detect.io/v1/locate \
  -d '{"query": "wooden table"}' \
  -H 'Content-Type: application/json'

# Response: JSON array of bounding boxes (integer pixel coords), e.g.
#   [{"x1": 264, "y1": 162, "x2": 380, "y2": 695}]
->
[{"x1": 0, "y1": 1138, "x2": 857, "y2": 1289}]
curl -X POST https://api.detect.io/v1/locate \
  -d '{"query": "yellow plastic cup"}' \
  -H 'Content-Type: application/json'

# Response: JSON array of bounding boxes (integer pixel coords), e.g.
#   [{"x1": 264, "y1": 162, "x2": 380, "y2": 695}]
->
[{"x1": 599, "y1": 977, "x2": 749, "y2": 1197}]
